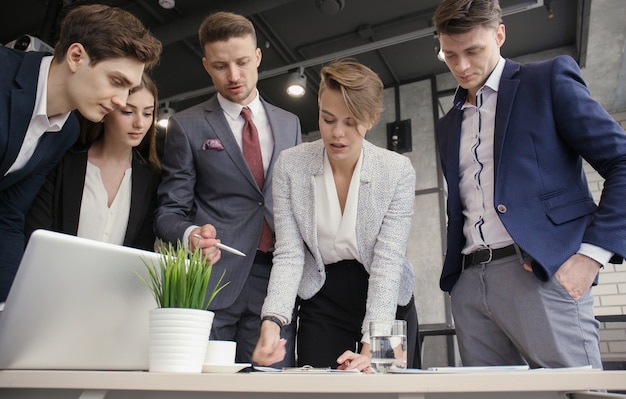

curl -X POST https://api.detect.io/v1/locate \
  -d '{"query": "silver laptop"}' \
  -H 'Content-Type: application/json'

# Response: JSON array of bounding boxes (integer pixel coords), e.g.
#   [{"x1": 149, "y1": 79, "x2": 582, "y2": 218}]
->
[{"x1": 0, "y1": 229, "x2": 161, "y2": 370}]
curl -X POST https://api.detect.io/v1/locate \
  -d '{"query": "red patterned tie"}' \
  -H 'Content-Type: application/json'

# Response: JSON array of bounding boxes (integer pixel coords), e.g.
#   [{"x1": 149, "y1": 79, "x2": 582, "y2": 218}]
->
[{"x1": 240, "y1": 107, "x2": 273, "y2": 252}]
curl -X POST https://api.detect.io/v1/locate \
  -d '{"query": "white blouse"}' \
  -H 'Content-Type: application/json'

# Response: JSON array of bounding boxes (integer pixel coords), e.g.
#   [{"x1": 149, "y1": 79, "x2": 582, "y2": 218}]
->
[
  {"x1": 77, "y1": 162, "x2": 131, "y2": 245},
  {"x1": 315, "y1": 150, "x2": 364, "y2": 265}
]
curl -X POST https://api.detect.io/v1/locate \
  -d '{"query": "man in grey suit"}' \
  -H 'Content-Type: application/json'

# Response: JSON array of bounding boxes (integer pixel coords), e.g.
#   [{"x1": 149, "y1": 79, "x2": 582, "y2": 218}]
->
[{"x1": 155, "y1": 11, "x2": 301, "y2": 366}]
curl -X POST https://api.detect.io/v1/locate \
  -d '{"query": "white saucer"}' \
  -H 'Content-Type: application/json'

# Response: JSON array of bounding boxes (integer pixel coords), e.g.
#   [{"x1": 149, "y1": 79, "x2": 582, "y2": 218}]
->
[{"x1": 202, "y1": 363, "x2": 251, "y2": 373}]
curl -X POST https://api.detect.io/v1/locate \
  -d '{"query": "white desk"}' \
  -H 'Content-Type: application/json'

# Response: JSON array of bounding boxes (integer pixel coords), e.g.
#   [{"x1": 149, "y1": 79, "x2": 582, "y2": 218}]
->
[{"x1": 0, "y1": 369, "x2": 624, "y2": 399}]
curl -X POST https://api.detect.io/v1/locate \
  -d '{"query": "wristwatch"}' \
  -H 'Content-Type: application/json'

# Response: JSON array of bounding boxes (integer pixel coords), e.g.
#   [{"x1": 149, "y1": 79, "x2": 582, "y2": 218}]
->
[{"x1": 261, "y1": 315, "x2": 284, "y2": 328}]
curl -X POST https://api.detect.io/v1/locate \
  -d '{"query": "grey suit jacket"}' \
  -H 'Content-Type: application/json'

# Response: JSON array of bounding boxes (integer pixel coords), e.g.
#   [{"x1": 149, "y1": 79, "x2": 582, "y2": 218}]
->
[
  {"x1": 262, "y1": 139, "x2": 416, "y2": 336},
  {"x1": 155, "y1": 95, "x2": 301, "y2": 309}
]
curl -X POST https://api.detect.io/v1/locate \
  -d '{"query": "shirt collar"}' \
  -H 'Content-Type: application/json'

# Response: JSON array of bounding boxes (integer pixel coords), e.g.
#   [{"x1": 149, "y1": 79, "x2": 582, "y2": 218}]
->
[
  {"x1": 34, "y1": 55, "x2": 71, "y2": 131},
  {"x1": 452, "y1": 56, "x2": 506, "y2": 109},
  {"x1": 484, "y1": 56, "x2": 506, "y2": 92},
  {"x1": 217, "y1": 89, "x2": 261, "y2": 120}
]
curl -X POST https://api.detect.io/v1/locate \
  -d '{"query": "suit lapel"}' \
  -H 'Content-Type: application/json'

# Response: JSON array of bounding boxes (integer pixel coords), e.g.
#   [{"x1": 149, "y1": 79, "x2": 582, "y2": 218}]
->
[
  {"x1": 126, "y1": 152, "x2": 149, "y2": 244},
  {"x1": 494, "y1": 60, "x2": 521, "y2": 178},
  {"x1": 202, "y1": 98, "x2": 259, "y2": 191},
  {"x1": 262, "y1": 98, "x2": 300, "y2": 193},
  {"x1": 445, "y1": 108, "x2": 463, "y2": 201},
  {"x1": 301, "y1": 141, "x2": 325, "y2": 257},
  {"x1": 355, "y1": 141, "x2": 375, "y2": 261},
  {"x1": 1, "y1": 52, "x2": 44, "y2": 176},
  {"x1": 60, "y1": 150, "x2": 87, "y2": 234},
  {"x1": 0, "y1": 130, "x2": 58, "y2": 191}
]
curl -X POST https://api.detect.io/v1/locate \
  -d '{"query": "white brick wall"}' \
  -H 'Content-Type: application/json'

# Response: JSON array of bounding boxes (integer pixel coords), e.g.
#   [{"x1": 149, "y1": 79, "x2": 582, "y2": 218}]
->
[{"x1": 589, "y1": 109, "x2": 626, "y2": 362}]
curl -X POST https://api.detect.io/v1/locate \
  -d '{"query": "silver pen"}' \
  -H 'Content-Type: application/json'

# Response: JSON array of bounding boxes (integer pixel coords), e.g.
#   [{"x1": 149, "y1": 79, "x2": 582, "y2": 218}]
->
[{"x1": 193, "y1": 234, "x2": 246, "y2": 257}]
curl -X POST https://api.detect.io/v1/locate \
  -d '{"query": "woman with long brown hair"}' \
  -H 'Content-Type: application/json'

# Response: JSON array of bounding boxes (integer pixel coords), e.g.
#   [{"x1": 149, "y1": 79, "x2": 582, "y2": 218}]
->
[{"x1": 25, "y1": 73, "x2": 161, "y2": 250}]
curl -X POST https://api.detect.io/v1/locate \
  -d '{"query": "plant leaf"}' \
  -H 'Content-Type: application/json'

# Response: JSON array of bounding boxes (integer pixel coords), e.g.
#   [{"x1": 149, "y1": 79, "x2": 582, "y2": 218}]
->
[{"x1": 136, "y1": 240, "x2": 230, "y2": 309}]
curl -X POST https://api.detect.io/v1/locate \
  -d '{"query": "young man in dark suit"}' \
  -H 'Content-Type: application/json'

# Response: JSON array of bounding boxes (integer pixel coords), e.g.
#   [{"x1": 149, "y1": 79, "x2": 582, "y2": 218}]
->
[
  {"x1": 0, "y1": 4, "x2": 162, "y2": 303},
  {"x1": 154, "y1": 11, "x2": 301, "y2": 366},
  {"x1": 434, "y1": 0, "x2": 625, "y2": 368}
]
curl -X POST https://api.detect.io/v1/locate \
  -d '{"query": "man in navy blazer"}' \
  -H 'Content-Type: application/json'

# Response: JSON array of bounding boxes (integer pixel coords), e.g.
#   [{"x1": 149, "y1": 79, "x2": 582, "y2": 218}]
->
[
  {"x1": 154, "y1": 12, "x2": 301, "y2": 365},
  {"x1": 434, "y1": 0, "x2": 626, "y2": 368},
  {"x1": 0, "y1": 4, "x2": 161, "y2": 303}
]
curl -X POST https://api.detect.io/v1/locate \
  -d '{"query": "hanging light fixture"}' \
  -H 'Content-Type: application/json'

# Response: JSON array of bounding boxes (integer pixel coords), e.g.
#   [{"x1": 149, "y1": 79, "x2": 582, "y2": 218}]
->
[
  {"x1": 286, "y1": 67, "x2": 307, "y2": 97},
  {"x1": 159, "y1": 0, "x2": 175, "y2": 9},
  {"x1": 316, "y1": 0, "x2": 345, "y2": 15},
  {"x1": 544, "y1": 0, "x2": 555, "y2": 19},
  {"x1": 157, "y1": 102, "x2": 176, "y2": 129}
]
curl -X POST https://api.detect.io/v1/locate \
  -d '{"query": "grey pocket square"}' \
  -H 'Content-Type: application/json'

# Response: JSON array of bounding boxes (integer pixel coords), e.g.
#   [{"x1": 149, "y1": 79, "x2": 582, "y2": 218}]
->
[{"x1": 202, "y1": 139, "x2": 224, "y2": 150}]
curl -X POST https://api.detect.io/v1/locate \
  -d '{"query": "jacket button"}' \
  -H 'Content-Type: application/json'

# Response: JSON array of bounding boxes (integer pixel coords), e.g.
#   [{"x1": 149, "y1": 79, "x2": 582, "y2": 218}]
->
[{"x1": 496, "y1": 204, "x2": 507, "y2": 213}]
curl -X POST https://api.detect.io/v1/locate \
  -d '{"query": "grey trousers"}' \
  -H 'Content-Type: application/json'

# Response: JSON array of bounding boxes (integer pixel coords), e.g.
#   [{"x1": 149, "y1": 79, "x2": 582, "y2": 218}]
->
[
  {"x1": 450, "y1": 254, "x2": 602, "y2": 369},
  {"x1": 209, "y1": 259, "x2": 296, "y2": 367}
]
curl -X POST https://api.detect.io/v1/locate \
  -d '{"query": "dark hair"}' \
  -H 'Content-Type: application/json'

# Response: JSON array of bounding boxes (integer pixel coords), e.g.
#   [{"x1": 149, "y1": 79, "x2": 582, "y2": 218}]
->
[
  {"x1": 198, "y1": 11, "x2": 257, "y2": 49},
  {"x1": 54, "y1": 4, "x2": 162, "y2": 69},
  {"x1": 434, "y1": 0, "x2": 503, "y2": 35},
  {"x1": 77, "y1": 73, "x2": 161, "y2": 170},
  {"x1": 133, "y1": 74, "x2": 161, "y2": 169},
  {"x1": 318, "y1": 59, "x2": 384, "y2": 128}
]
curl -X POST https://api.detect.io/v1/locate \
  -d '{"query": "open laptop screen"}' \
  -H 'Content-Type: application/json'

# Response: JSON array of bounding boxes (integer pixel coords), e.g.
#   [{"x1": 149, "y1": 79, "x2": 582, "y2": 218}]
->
[{"x1": 0, "y1": 230, "x2": 160, "y2": 370}]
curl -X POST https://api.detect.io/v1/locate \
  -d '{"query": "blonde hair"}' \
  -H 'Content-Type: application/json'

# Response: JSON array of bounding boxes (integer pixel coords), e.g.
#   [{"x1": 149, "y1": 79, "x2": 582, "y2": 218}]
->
[{"x1": 318, "y1": 59, "x2": 383, "y2": 128}]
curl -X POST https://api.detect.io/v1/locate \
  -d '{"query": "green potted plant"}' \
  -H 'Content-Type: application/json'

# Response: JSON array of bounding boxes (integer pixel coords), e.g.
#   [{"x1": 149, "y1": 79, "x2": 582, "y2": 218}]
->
[
  {"x1": 140, "y1": 241, "x2": 228, "y2": 309},
  {"x1": 138, "y1": 241, "x2": 229, "y2": 373}
]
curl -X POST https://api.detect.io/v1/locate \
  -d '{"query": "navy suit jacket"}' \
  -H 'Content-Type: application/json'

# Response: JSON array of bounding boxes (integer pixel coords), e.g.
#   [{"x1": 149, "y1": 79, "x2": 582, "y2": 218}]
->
[
  {"x1": 0, "y1": 48, "x2": 79, "y2": 301},
  {"x1": 24, "y1": 146, "x2": 161, "y2": 251},
  {"x1": 155, "y1": 95, "x2": 302, "y2": 309},
  {"x1": 437, "y1": 55, "x2": 626, "y2": 292}
]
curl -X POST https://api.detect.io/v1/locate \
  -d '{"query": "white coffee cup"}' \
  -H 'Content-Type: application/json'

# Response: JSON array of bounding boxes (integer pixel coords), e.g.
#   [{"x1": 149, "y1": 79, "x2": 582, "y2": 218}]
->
[{"x1": 204, "y1": 340, "x2": 236, "y2": 365}]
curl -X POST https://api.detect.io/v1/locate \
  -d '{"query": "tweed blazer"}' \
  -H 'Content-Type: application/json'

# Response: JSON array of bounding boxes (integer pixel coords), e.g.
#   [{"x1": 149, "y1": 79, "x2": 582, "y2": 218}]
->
[
  {"x1": 24, "y1": 145, "x2": 161, "y2": 251},
  {"x1": 262, "y1": 139, "x2": 416, "y2": 336}
]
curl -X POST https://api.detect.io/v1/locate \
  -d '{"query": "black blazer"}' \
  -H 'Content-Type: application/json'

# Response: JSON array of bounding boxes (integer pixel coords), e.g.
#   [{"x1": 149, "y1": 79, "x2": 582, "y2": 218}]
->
[{"x1": 25, "y1": 145, "x2": 161, "y2": 251}]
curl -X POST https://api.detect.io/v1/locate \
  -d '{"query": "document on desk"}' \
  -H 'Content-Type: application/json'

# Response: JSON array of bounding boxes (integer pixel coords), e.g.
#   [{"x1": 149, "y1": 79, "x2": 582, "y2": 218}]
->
[
  {"x1": 254, "y1": 365, "x2": 360, "y2": 374},
  {"x1": 531, "y1": 365, "x2": 597, "y2": 372},
  {"x1": 391, "y1": 365, "x2": 600, "y2": 374},
  {"x1": 389, "y1": 365, "x2": 530, "y2": 373}
]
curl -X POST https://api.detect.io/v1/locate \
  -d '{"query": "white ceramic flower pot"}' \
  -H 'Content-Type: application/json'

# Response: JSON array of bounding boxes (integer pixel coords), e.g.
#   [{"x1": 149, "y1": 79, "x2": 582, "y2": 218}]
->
[{"x1": 148, "y1": 308, "x2": 214, "y2": 373}]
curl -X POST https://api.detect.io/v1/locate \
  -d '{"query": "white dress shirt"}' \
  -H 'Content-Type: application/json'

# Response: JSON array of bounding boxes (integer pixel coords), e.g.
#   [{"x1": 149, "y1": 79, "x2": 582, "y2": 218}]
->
[
  {"x1": 77, "y1": 162, "x2": 131, "y2": 245},
  {"x1": 5, "y1": 56, "x2": 70, "y2": 175},
  {"x1": 315, "y1": 150, "x2": 363, "y2": 266},
  {"x1": 217, "y1": 91, "x2": 274, "y2": 174}
]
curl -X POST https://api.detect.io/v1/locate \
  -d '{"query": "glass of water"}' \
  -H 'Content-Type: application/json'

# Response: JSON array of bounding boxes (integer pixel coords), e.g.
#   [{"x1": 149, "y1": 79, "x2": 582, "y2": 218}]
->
[{"x1": 369, "y1": 320, "x2": 407, "y2": 373}]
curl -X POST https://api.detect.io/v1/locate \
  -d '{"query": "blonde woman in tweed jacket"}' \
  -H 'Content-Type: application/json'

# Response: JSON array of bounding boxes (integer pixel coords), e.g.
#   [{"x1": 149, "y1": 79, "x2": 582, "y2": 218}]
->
[{"x1": 252, "y1": 59, "x2": 417, "y2": 373}]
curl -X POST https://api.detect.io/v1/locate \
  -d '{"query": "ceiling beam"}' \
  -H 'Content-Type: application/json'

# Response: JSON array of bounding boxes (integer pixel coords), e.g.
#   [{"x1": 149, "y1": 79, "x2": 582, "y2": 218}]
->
[
  {"x1": 152, "y1": 0, "x2": 297, "y2": 46},
  {"x1": 160, "y1": 0, "x2": 544, "y2": 106}
]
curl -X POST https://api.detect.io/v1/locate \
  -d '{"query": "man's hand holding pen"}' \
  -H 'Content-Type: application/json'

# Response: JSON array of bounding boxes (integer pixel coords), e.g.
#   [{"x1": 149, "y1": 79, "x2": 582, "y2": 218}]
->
[{"x1": 190, "y1": 224, "x2": 222, "y2": 265}]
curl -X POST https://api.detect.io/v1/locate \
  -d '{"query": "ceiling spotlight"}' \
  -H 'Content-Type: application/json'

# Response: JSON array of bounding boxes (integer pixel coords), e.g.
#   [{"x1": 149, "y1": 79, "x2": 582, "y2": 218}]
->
[
  {"x1": 316, "y1": 0, "x2": 345, "y2": 15},
  {"x1": 433, "y1": 33, "x2": 445, "y2": 62},
  {"x1": 157, "y1": 103, "x2": 176, "y2": 129},
  {"x1": 286, "y1": 67, "x2": 307, "y2": 97},
  {"x1": 437, "y1": 49, "x2": 445, "y2": 62},
  {"x1": 159, "y1": 0, "x2": 175, "y2": 9}
]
